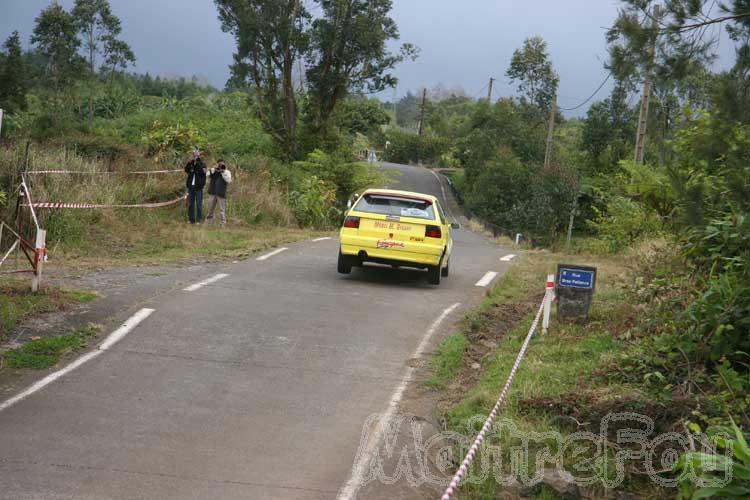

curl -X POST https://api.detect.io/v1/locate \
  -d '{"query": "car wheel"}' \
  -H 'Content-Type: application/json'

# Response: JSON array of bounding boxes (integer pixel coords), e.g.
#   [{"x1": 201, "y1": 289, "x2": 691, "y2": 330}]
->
[
  {"x1": 441, "y1": 257, "x2": 450, "y2": 277},
  {"x1": 337, "y1": 249, "x2": 353, "y2": 274},
  {"x1": 427, "y1": 264, "x2": 441, "y2": 285}
]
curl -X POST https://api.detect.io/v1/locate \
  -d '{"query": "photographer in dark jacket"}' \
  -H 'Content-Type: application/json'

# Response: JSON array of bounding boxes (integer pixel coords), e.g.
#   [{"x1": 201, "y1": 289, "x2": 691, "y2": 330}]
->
[
  {"x1": 206, "y1": 159, "x2": 232, "y2": 226},
  {"x1": 184, "y1": 150, "x2": 207, "y2": 224}
]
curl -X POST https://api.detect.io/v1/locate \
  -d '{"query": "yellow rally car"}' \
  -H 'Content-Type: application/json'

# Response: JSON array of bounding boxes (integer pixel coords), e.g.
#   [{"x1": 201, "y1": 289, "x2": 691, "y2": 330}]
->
[{"x1": 338, "y1": 189, "x2": 458, "y2": 285}]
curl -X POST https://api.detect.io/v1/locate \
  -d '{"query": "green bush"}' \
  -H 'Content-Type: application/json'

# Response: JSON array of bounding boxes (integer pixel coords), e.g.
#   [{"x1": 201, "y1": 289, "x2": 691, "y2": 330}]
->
[
  {"x1": 460, "y1": 149, "x2": 578, "y2": 244},
  {"x1": 589, "y1": 196, "x2": 662, "y2": 253},
  {"x1": 288, "y1": 174, "x2": 337, "y2": 228},
  {"x1": 293, "y1": 149, "x2": 382, "y2": 207},
  {"x1": 382, "y1": 128, "x2": 449, "y2": 165},
  {"x1": 142, "y1": 120, "x2": 206, "y2": 163},
  {"x1": 675, "y1": 421, "x2": 750, "y2": 499}
]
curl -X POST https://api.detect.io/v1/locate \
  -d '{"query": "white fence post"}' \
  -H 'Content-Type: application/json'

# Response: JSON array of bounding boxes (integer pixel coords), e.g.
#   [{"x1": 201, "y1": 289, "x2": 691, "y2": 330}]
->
[
  {"x1": 31, "y1": 229, "x2": 46, "y2": 292},
  {"x1": 543, "y1": 274, "x2": 555, "y2": 333}
]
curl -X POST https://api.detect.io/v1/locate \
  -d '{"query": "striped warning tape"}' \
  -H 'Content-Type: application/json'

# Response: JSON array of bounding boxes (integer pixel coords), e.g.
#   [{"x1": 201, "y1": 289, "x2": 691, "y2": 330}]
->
[
  {"x1": 440, "y1": 288, "x2": 550, "y2": 500},
  {"x1": 22, "y1": 194, "x2": 187, "y2": 209},
  {"x1": 26, "y1": 169, "x2": 184, "y2": 175}
]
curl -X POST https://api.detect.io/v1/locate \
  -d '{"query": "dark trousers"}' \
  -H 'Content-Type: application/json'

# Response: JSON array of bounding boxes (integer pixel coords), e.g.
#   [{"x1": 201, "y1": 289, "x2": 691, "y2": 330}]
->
[{"x1": 188, "y1": 187, "x2": 203, "y2": 223}]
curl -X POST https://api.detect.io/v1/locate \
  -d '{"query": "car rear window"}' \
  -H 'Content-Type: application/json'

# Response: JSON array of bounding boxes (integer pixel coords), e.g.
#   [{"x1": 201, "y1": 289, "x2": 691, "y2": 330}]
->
[{"x1": 354, "y1": 194, "x2": 436, "y2": 220}]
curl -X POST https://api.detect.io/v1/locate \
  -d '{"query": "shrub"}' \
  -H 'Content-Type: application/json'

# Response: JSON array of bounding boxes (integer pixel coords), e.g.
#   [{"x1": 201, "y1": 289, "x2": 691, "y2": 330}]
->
[
  {"x1": 142, "y1": 120, "x2": 206, "y2": 163},
  {"x1": 382, "y1": 128, "x2": 449, "y2": 165},
  {"x1": 293, "y1": 149, "x2": 382, "y2": 207},
  {"x1": 674, "y1": 421, "x2": 750, "y2": 499},
  {"x1": 589, "y1": 196, "x2": 662, "y2": 253},
  {"x1": 288, "y1": 175, "x2": 337, "y2": 228}
]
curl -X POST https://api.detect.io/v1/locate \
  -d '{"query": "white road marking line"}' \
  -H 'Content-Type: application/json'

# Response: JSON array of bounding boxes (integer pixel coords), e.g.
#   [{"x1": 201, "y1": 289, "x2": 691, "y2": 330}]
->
[
  {"x1": 414, "y1": 302, "x2": 461, "y2": 358},
  {"x1": 183, "y1": 273, "x2": 229, "y2": 292},
  {"x1": 500, "y1": 254, "x2": 517, "y2": 262},
  {"x1": 336, "y1": 302, "x2": 461, "y2": 500},
  {"x1": 256, "y1": 247, "x2": 289, "y2": 261},
  {"x1": 475, "y1": 271, "x2": 498, "y2": 287},
  {"x1": 313, "y1": 237, "x2": 332, "y2": 242},
  {"x1": 99, "y1": 308, "x2": 155, "y2": 351},
  {"x1": 0, "y1": 308, "x2": 155, "y2": 413},
  {"x1": 428, "y1": 169, "x2": 457, "y2": 221}
]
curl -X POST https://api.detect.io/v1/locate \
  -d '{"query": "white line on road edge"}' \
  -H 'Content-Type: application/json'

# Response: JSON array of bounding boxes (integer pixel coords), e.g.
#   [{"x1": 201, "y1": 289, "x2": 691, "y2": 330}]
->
[
  {"x1": 336, "y1": 302, "x2": 461, "y2": 500},
  {"x1": 99, "y1": 308, "x2": 155, "y2": 351},
  {"x1": 313, "y1": 237, "x2": 332, "y2": 242},
  {"x1": 475, "y1": 271, "x2": 498, "y2": 287},
  {"x1": 428, "y1": 169, "x2": 457, "y2": 221},
  {"x1": 256, "y1": 247, "x2": 289, "y2": 261},
  {"x1": 500, "y1": 254, "x2": 517, "y2": 262},
  {"x1": 183, "y1": 273, "x2": 229, "y2": 292},
  {"x1": 0, "y1": 308, "x2": 155, "y2": 413}
]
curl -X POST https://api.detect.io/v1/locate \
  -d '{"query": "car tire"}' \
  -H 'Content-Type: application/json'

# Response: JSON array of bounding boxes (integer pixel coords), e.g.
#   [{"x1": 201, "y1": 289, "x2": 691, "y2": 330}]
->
[
  {"x1": 441, "y1": 257, "x2": 450, "y2": 277},
  {"x1": 427, "y1": 264, "x2": 441, "y2": 285},
  {"x1": 337, "y1": 249, "x2": 353, "y2": 274}
]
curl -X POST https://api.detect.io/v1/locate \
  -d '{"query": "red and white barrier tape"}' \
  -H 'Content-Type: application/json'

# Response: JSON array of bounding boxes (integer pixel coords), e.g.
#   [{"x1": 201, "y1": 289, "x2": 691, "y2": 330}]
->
[
  {"x1": 26, "y1": 169, "x2": 183, "y2": 175},
  {"x1": 22, "y1": 194, "x2": 187, "y2": 209},
  {"x1": 441, "y1": 289, "x2": 550, "y2": 500}
]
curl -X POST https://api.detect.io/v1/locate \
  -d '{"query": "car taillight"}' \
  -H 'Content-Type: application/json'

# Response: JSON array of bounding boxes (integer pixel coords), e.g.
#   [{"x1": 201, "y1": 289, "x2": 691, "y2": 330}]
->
[
  {"x1": 425, "y1": 225, "x2": 442, "y2": 238},
  {"x1": 344, "y1": 216, "x2": 360, "y2": 229}
]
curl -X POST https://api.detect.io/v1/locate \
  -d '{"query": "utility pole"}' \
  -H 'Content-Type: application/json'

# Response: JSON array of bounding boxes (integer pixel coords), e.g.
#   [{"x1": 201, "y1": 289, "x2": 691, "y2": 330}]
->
[
  {"x1": 418, "y1": 88, "x2": 427, "y2": 136},
  {"x1": 634, "y1": 3, "x2": 661, "y2": 164},
  {"x1": 543, "y1": 96, "x2": 557, "y2": 169},
  {"x1": 487, "y1": 77, "x2": 495, "y2": 103}
]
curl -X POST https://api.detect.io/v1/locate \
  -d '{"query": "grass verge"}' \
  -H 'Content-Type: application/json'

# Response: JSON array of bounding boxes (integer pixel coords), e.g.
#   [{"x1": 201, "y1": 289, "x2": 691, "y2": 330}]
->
[
  {"x1": 0, "y1": 280, "x2": 97, "y2": 342},
  {"x1": 2, "y1": 326, "x2": 99, "y2": 369},
  {"x1": 426, "y1": 250, "x2": 672, "y2": 498}
]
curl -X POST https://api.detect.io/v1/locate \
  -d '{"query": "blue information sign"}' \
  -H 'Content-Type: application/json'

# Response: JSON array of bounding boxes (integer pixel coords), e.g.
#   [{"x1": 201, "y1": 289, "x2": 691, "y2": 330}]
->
[{"x1": 558, "y1": 268, "x2": 595, "y2": 289}]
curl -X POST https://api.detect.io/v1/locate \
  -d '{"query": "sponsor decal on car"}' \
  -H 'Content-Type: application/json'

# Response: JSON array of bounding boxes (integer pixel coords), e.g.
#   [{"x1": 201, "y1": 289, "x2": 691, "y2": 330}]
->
[
  {"x1": 376, "y1": 240, "x2": 405, "y2": 249},
  {"x1": 373, "y1": 221, "x2": 413, "y2": 231}
]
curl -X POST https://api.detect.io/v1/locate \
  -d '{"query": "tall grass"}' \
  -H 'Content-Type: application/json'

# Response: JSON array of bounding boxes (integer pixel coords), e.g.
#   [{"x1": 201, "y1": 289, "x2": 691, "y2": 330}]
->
[{"x1": 0, "y1": 144, "x2": 297, "y2": 262}]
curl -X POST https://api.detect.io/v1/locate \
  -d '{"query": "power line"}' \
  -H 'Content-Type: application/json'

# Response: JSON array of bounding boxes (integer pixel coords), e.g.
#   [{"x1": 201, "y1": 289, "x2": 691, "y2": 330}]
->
[
  {"x1": 473, "y1": 82, "x2": 489, "y2": 99},
  {"x1": 558, "y1": 72, "x2": 612, "y2": 111}
]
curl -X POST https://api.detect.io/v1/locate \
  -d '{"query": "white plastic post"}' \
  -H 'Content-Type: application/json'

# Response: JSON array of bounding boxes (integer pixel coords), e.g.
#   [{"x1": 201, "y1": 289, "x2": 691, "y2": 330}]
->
[
  {"x1": 515, "y1": 233, "x2": 522, "y2": 245},
  {"x1": 0, "y1": 108, "x2": 4, "y2": 137},
  {"x1": 31, "y1": 229, "x2": 46, "y2": 292},
  {"x1": 543, "y1": 274, "x2": 555, "y2": 333}
]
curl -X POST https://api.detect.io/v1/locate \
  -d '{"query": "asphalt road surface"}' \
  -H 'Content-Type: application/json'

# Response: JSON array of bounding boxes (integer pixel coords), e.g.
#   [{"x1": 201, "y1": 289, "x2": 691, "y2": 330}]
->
[{"x1": 0, "y1": 163, "x2": 512, "y2": 500}]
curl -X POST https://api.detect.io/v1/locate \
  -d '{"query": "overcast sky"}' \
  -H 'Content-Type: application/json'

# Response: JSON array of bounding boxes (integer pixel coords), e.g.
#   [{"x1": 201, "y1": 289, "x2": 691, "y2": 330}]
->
[{"x1": 1, "y1": 0, "x2": 738, "y2": 116}]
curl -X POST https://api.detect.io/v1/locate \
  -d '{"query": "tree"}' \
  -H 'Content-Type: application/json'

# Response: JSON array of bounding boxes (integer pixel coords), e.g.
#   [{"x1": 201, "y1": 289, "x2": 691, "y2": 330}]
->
[
  {"x1": 395, "y1": 91, "x2": 421, "y2": 129},
  {"x1": 217, "y1": 0, "x2": 414, "y2": 158},
  {"x1": 0, "y1": 31, "x2": 29, "y2": 114},
  {"x1": 72, "y1": 0, "x2": 133, "y2": 125},
  {"x1": 102, "y1": 36, "x2": 135, "y2": 83},
  {"x1": 32, "y1": 2, "x2": 83, "y2": 91},
  {"x1": 337, "y1": 96, "x2": 390, "y2": 136},
  {"x1": 216, "y1": 0, "x2": 310, "y2": 159},
  {"x1": 305, "y1": 0, "x2": 417, "y2": 135},
  {"x1": 506, "y1": 36, "x2": 559, "y2": 112}
]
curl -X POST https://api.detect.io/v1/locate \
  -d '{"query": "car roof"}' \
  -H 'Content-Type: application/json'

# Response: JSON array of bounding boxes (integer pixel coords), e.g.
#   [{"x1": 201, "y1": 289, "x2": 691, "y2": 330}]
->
[{"x1": 361, "y1": 188, "x2": 438, "y2": 203}]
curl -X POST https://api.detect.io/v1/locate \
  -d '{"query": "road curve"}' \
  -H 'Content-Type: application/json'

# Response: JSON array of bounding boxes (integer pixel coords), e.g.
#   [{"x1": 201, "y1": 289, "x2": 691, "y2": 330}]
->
[{"x1": 0, "y1": 163, "x2": 510, "y2": 500}]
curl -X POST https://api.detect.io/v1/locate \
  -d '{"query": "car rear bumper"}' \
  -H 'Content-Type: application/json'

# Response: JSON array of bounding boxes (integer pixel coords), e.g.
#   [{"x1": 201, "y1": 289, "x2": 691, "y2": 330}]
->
[{"x1": 341, "y1": 243, "x2": 441, "y2": 267}]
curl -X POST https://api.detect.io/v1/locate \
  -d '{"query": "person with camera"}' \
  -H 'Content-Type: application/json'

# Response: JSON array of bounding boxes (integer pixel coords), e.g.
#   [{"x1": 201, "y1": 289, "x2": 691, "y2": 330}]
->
[
  {"x1": 185, "y1": 150, "x2": 207, "y2": 224},
  {"x1": 206, "y1": 159, "x2": 232, "y2": 226}
]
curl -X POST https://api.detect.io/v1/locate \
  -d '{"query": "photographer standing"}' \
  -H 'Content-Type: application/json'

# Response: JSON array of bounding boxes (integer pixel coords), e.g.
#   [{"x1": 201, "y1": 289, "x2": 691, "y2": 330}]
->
[
  {"x1": 184, "y1": 150, "x2": 207, "y2": 224},
  {"x1": 206, "y1": 159, "x2": 232, "y2": 226}
]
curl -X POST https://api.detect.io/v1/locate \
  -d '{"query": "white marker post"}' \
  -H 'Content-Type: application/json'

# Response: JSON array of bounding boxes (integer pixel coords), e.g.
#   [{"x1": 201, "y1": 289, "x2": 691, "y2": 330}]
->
[
  {"x1": 515, "y1": 233, "x2": 522, "y2": 245},
  {"x1": 543, "y1": 274, "x2": 555, "y2": 333},
  {"x1": 0, "y1": 109, "x2": 4, "y2": 138},
  {"x1": 31, "y1": 229, "x2": 46, "y2": 292}
]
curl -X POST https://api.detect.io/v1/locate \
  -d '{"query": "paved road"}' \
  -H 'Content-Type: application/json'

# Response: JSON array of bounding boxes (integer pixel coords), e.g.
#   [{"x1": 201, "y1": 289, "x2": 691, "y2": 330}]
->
[{"x1": 0, "y1": 163, "x2": 511, "y2": 500}]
